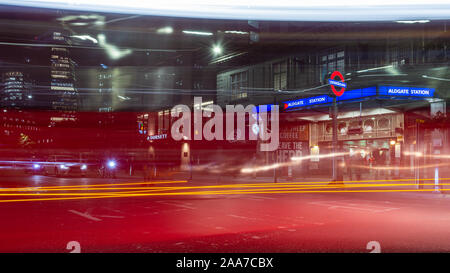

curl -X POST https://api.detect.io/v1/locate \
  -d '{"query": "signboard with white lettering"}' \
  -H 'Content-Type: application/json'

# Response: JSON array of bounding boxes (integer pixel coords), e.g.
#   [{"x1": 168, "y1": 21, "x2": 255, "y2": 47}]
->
[
  {"x1": 147, "y1": 134, "x2": 168, "y2": 140},
  {"x1": 378, "y1": 86, "x2": 434, "y2": 97},
  {"x1": 272, "y1": 124, "x2": 309, "y2": 177},
  {"x1": 328, "y1": 71, "x2": 346, "y2": 97},
  {"x1": 274, "y1": 124, "x2": 308, "y2": 163},
  {"x1": 283, "y1": 95, "x2": 331, "y2": 110},
  {"x1": 283, "y1": 87, "x2": 377, "y2": 110},
  {"x1": 282, "y1": 85, "x2": 434, "y2": 111}
]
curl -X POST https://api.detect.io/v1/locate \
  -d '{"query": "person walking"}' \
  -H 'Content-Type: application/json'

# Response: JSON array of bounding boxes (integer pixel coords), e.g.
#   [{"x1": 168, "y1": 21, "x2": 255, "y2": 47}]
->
[
  {"x1": 372, "y1": 149, "x2": 381, "y2": 180},
  {"x1": 143, "y1": 163, "x2": 148, "y2": 181},
  {"x1": 351, "y1": 151, "x2": 364, "y2": 181},
  {"x1": 344, "y1": 154, "x2": 352, "y2": 181}
]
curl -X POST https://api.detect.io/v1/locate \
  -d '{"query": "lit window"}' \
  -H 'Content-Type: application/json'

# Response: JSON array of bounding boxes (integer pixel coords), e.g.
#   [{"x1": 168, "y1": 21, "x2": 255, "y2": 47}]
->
[{"x1": 230, "y1": 71, "x2": 248, "y2": 101}]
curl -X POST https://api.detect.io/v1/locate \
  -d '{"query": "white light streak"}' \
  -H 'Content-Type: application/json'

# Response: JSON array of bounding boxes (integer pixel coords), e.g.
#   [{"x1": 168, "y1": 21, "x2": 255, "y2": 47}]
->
[
  {"x1": 98, "y1": 34, "x2": 132, "y2": 60},
  {"x1": 182, "y1": 30, "x2": 213, "y2": 36},
  {"x1": 71, "y1": 35, "x2": 98, "y2": 44},
  {"x1": 224, "y1": 30, "x2": 249, "y2": 34},
  {"x1": 356, "y1": 65, "x2": 393, "y2": 73},
  {"x1": 1, "y1": 1, "x2": 449, "y2": 21},
  {"x1": 422, "y1": 75, "x2": 450, "y2": 82},
  {"x1": 395, "y1": 20, "x2": 430, "y2": 24},
  {"x1": 157, "y1": 26, "x2": 173, "y2": 34}
]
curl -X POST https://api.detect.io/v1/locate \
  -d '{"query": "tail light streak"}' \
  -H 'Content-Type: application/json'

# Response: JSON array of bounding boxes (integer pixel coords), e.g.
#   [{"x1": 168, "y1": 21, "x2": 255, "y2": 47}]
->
[{"x1": 1, "y1": 178, "x2": 450, "y2": 203}]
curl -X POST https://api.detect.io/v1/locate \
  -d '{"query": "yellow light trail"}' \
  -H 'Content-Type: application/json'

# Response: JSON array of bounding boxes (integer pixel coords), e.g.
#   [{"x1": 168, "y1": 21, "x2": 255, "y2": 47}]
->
[
  {"x1": 1, "y1": 181, "x2": 450, "y2": 198},
  {"x1": 0, "y1": 179, "x2": 435, "y2": 193},
  {"x1": 1, "y1": 177, "x2": 450, "y2": 203},
  {"x1": 0, "y1": 180, "x2": 188, "y2": 191},
  {"x1": 1, "y1": 187, "x2": 450, "y2": 203},
  {"x1": 0, "y1": 177, "x2": 448, "y2": 193},
  {"x1": 0, "y1": 177, "x2": 449, "y2": 195},
  {"x1": 2, "y1": 177, "x2": 447, "y2": 193},
  {"x1": 351, "y1": 162, "x2": 450, "y2": 171}
]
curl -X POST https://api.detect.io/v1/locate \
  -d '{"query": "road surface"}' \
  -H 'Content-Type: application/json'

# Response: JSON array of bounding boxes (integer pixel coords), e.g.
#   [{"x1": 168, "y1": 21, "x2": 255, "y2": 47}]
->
[{"x1": 1, "y1": 175, "x2": 450, "y2": 252}]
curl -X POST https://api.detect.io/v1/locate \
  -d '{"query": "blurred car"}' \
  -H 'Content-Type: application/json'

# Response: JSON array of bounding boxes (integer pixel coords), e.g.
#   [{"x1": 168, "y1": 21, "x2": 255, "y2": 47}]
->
[
  {"x1": 43, "y1": 155, "x2": 88, "y2": 177},
  {"x1": 23, "y1": 160, "x2": 44, "y2": 175}
]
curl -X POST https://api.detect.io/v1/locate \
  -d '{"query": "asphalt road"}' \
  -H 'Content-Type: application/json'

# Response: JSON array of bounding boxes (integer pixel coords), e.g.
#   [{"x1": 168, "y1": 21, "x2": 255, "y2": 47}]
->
[{"x1": 1, "y1": 175, "x2": 450, "y2": 253}]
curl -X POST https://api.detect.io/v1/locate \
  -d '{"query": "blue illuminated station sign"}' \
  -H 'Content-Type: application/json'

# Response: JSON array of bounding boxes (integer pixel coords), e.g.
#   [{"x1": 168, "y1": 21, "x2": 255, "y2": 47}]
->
[
  {"x1": 378, "y1": 86, "x2": 435, "y2": 97},
  {"x1": 283, "y1": 95, "x2": 331, "y2": 109},
  {"x1": 283, "y1": 85, "x2": 435, "y2": 110}
]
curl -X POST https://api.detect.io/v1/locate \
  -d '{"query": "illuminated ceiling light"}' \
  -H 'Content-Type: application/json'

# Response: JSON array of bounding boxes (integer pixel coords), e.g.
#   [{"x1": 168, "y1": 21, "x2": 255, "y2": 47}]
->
[
  {"x1": 57, "y1": 14, "x2": 101, "y2": 21},
  {"x1": 70, "y1": 22, "x2": 89, "y2": 26},
  {"x1": 118, "y1": 95, "x2": 131, "y2": 100},
  {"x1": 224, "y1": 30, "x2": 248, "y2": 34},
  {"x1": 71, "y1": 35, "x2": 98, "y2": 44},
  {"x1": 157, "y1": 26, "x2": 173, "y2": 34},
  {"x1": 98, "y1": 34, "x2": 132, "y2": 60},
  {"x1": 209, "y1": 51, "x2": 247, "y2": 64},
  {"x1": 212, "y1": 45, "x2": 222, "y2": 55},
  {"x1": 57, "y1": 14, "x2": 105, "y2": 26},
  {"x1": 182, "y1": 30, "x2": 213, "y2": 36},
  {"x1": 396, "y1": 20, "x2": 430, "y2": 24}
]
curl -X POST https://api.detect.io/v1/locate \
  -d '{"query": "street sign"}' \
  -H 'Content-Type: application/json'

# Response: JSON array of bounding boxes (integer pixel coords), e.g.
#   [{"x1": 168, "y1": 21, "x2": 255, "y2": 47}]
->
[
  {"x1": 328, "y1": 71, "x2": 347, "y2": 97},
  {"x1": 379, "y1": 86, "x2": 434, "y2": 97},
  {"x1": 283, "y1": 95, "x2": 331, "y2": 110},
  {"x1": 282, "y1": 86, "x2": 376, "y2": 110}
]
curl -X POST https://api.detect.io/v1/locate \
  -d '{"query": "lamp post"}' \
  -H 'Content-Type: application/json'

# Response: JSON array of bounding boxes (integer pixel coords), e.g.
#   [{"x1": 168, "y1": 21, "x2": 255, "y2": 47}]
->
[
  {"x1": 331, "y1": 96, "x2": 340, "y2": 183},
  {"x1": 273, "y1": 94, "x2": 278, "y2": 183}
]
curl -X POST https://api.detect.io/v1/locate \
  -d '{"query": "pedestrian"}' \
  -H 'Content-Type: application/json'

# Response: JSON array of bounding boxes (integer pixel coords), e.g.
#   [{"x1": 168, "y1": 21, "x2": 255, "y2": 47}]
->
[
  {"x1": 143, "y1": 163, "x2": 148, "y2": 181},
  {"x1": 344, "y1": 154, "x2": 352, "y2": 181},
  {"x1": 372, "y1": 149, "x2": 381, "y2": 180},
  {"x1": 351, "y1": 151, "x2": 364, "y2": 181},
  {"x1": 252, "y1": 153, "x2": 257, "y2": 179}
]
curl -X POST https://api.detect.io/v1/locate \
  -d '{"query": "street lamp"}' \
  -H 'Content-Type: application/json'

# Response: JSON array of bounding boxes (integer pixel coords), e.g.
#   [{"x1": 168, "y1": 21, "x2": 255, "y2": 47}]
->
[
  {"x1": 108, "y1": 160, "x2": 116, "y2": 169},
  {"x1": 212, "y1": 45, "x2": 222, "y2": 56}
]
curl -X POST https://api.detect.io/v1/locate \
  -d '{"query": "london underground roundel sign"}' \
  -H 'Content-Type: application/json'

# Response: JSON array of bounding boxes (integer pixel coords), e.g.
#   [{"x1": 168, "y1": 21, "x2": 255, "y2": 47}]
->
[{"x1": 328, "y1": 71, "x2": 347, "y2": 97}]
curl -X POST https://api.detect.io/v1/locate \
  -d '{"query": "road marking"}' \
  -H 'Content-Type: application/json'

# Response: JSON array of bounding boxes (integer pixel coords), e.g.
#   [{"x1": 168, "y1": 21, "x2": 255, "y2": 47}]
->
[
  {"x1": 68, "y1": 209, "x2": 102, "y2": 221},
  {"x1": 227, "y1": 214, "x2": 261, "y2": 221},
  {"x1": 98, "y1": 215, "x2": 124, "y2": 219},
  {"x1": 103, "y1": 207, "x2": 122, "y2": 213},
  {"x1": 228, "y1": 214, "x2": 248, "y2": 219},
  {"x1": 247, "y1": 197, "x2": 265, "y2": 201},
  {"x1": 309, "y1": 200, "x2": 400, "y2": 213},
  {"x1": 249, "y1": 196, "x2": 275, "y2": 200},
  {"x1": 156, "y1": 201, "x2": 196, "y2": 209}
]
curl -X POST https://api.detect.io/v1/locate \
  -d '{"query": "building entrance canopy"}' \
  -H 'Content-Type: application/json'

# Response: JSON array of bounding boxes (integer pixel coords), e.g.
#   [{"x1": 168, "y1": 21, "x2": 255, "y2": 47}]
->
[{"x1": 283, "y1": 85, "x2": 436, "y2": 111}]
